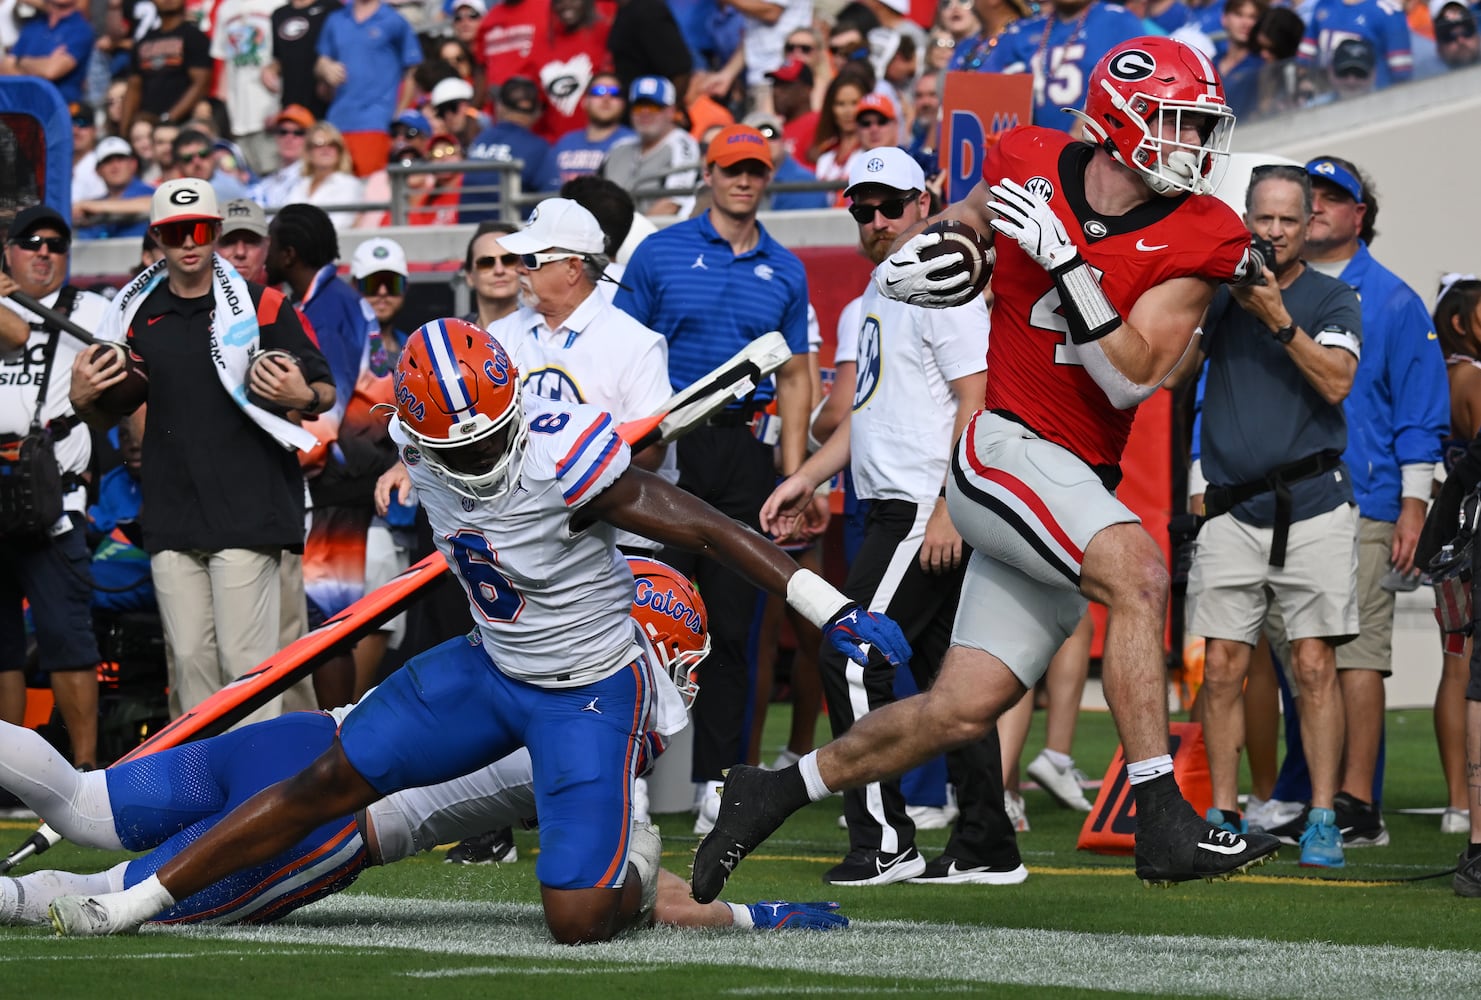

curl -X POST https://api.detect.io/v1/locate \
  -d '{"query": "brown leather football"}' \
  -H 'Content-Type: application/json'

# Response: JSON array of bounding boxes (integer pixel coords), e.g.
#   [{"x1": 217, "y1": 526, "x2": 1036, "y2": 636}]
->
[
  {"x1": 918, "y1": 219, "x2": 996, "y2": 299},
  {"x1": 88, "y1": 342, "x2": 149, "y2": 417}
]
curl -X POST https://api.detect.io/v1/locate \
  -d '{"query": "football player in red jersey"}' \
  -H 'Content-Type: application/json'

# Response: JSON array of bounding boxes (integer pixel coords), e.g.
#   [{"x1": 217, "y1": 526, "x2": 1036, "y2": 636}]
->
[{"x1": 691, "y1": 36, "x2": 1282, "y2": 904}]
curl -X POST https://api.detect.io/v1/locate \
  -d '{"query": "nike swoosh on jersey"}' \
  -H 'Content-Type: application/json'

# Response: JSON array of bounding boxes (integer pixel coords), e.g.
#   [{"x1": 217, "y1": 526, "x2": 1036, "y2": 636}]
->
[
  {"x1": 1197, "y1": 838, "x2": 1249, "y2": 855},
  {"x1": 1135, "y1": 239, "x2": 1170, "y2": 252},
  {"x1": 147, "y1": 315, "x2": 166, "y2": 325}
]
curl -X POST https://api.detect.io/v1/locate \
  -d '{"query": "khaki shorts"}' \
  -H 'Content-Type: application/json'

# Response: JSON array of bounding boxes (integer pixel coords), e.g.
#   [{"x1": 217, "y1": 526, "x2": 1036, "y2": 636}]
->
[
  {"x1": 1335, "y1": 517, "x2": 1396, "y2": 674},
  {"x1": 946, "y1": 411, "x2": 1139, "y2": 686},
  {"x1": 1186, "y1": 502, "x2": 1359, "y2": 646}
]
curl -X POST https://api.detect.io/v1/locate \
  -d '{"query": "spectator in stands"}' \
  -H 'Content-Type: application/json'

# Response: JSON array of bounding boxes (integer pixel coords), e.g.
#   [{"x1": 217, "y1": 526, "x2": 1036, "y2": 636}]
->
[
  {"x1": 1185, "y1": 164, "x2": 1361, "y2": 869},
  {"x1": 434, "y1": 37, "x2": 488, "y2": 111},
  {"x1": 1432, "y1": 0, "x2": 1480, "y2": 68},
  {"x1": 939, "y1": 0, "x2": 983, "y2": 64},
  {"x1": 210, "y1": 0, "x2": 279, "y2": 175},
  {"x1": 72, "y1": 103, "x2": 105, "y2": 205},
  {"x1": 356, "y1": 110, "x2": 438, "y2": 229},
  {"x1": 1214, "y1": 0, "x2": 1268, "y2": 118},
  {"x1": 744, "y1": 111, "x2": 831, "y2": 211},
  {"x1": 267, "y1": 0, "x2": 343, "y2": 121},
  {"x1": 811, "y1": 71, "x2": 869, "y2": 186},
  {"x1": 946, "y1": 0, "x2": 1028, "y2": 71},
  {"x1": 1318, "y1": 38, "x2": 1379, "y2": 102},
  {"x1": 175, "y1": 128, "x2": 250, "y2": 203},
  {"x1": 286, "y1": 121, "x2": 365, "y2": 231},
  {"x1": 473, "y1": 0, "x2": 547, "y2": 90},
  {"x1": 464, "y1": 77, "x2": 556, "y2": 223},
  {"x1": 253, "y1": 106, "x2": 314, "y2": 210},
  {"x1": 129, "y1": 119, "x2": 160, "y2": 185},
  {"x1": 549, "y1": 72, "x2": 638, "y2": 187},
  {"x1": 70, "y1": 180, "x2": 333, "y2": 725},
  {"x1": 905, "y1": 70, "x2": 941, "y2": 171},
  {"x1": 526, "y1": 0, "x2": 615, "y2": 142},
  {"x1": 599, "y1": 76, "x2": 700, "y2": 217},
  {"x1": 1300, "y1": 0, "x2": 1413, "y2": 88},
  {"x1": 449, "y1": 0, "x2": 485, "y2": 48},
  {"x1": 315, "y1": 0, "x2": 422, "y2": 176},
  {"x1": 1302, "y1": 155, "x2": 1448, "y2": 849},
  {"x1": 767, "y1": 58, "x2": 818, "y2": 169},
  {"x1": 74, "y1": 137, "x2": 155, "y2": 241},
  {"x1": 982, "y1": 0, "x2": 1144, "y2": 130},
  {"x1": 150, "y1": 121, "x2": 181, "y2": 183},
  {"x1": 732, "y1": 0, "x2": 814, "y2": 116},
  {"x1": 1252, "y1": 6, "x2": 1310, "y2": 118},
  {"x1": 854, "y1": 93, "x2": 900, "y2": 153},
  {"x1": 615, "y1": 124, "x2": 812, "y2": 835},
  {"x1": 218, "y1": 198, "x2": 269, "y2": 282},
  {"x1": 461, "y1": 221, "x2": 522, "y2": 328},
  {"x1": 558, "y1": 174, "x2": 642, "y2": 292},
  {"x1": 0, "y1": 205, "x2": 110, "y2": 772},
  {"x1": 605, "y1": 0, "x2": 694, "y2": 97},
  {"x1": 427, "y1": 77, "x2": 483, "y2": 151},
  {"x1": 0, "y1": 0, "x2": 95, "y2": 105},
  {"x1": 119, "y1": 0, "x2": 211, "y2": 131}
]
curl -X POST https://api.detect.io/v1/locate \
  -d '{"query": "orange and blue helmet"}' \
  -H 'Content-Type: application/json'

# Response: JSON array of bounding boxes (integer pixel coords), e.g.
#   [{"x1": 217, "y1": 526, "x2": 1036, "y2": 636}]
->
[{"x1": 628, "y1": 556, "x2": 709, "y2": 709}]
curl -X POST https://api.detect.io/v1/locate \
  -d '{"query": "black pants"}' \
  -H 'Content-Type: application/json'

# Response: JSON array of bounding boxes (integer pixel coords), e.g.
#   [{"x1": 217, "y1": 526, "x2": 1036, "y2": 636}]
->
[
  {"x1": 661, "y1": 424, "x2": 777, "y2": 782},
  {"x1": 821, "y1": 499, "x2": 1020, "y2": 867}
]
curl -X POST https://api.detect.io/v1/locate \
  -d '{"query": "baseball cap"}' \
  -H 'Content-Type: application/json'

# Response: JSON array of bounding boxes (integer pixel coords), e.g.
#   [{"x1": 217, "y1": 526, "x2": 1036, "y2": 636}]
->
[
  {"x1": 1305, "y1": 157, "x2": 1365, "y2": 203},
  {"x1": 9, "y1": 203, "x2": 70, "y2": 241},
  {"x1": 68, "y1": 102, "x2": 94, "y2": 125},
  {"x1": 766, "y1": 59, "x2": 814, "y2": 87},
  {"x1": 352, "y1": 237, "x2": 410, "y2": 279},
  {"x1": 844, "y1": 146, "x2": 925, "y2": 199},
  {"x1": 430, "y1": 77, "x2": 476, "y2": 109},
  {"x1": 220, "y1": 198, "x2": 268, "y2": 239},
  {"x1": 498, "y1": 77, "x2": 542, "y2": 114},
  {"x1": 270, "y1": 104, "x2": 316, "y2": 131},
  {"x1": 742, "y1": 110, "x2": 784, "y2": 140},
  {"x1": 1429, "y1": 0, "x2": 1471, "y2": 19},
  {"x1": 1330, "y1": 37, "x2": 1377, "y2": 75},
  {"x1": 874, "y1": 0, "x2": 909, "y2": 13},
  {"x1": 706, "y1": 124, "x2": 772, "y2": 169},
  {"x1": 95, "y1": 136, "x2": 135, "y2": 164},
  {"x1": 393, "y1": 108, "x2": 433, "y2": 135},
  {"x1": 150, "y1": 177, "x2": 222, "y2": 226},
  {"x1": 629, "y1": 75, "x2": 676, "y2": 107},
  {"x1": 453, "y1": 0, "x2": 486, "y2": 14},
  {"x1": 498, "y1": 198, "x2": 605, "y2": 256},
  {"x1": 854, "y1": 93, "x2": 898, "y2": 122}
]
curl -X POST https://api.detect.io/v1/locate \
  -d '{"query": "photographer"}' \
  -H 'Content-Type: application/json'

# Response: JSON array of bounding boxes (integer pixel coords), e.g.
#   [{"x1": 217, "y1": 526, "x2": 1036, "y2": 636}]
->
[
  {"x1": 0, "y1": 205, "x2": 118, "y2": 771},
  {"x1": 1182, "y1": 164, "x2": 1363, "y2": 868}
]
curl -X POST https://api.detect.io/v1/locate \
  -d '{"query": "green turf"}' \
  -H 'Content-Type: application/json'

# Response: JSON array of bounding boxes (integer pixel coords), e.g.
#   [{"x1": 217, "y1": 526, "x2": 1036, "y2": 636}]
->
[{"x1": 1, "y1": 706, "x2": 1476, "y2": 999}]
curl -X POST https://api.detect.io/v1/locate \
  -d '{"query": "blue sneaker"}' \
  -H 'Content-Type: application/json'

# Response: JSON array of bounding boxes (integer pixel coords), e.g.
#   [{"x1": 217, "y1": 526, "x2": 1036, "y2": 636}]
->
[
  {"x1": 746, "y1": 901, "x2": 849, "y2": 931},
  {"x1": 1299, "y1": 807, "x2": 1346, "y2": 868},
  {"x1": 1204, "y1": 808, "x2": 1246, "y2": 835}
]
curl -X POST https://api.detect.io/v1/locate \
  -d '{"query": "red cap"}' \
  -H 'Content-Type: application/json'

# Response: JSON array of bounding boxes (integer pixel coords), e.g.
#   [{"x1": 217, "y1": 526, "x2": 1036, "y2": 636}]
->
[
  {"x1": 705, "y1": 124, "x2": 773, "y2": 169},
  {"x1": 766, "y1": 59, "x2": 814, "y2": 86}
]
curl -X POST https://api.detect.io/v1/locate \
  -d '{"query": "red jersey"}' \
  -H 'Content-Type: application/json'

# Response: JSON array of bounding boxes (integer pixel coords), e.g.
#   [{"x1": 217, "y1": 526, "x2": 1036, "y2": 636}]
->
[
  {"x1": 477, "y1": 0, "x2": 613, "y2": 140},
  {"x1": 981, "y1": 127, "x2": 1248, "y2": 468}
]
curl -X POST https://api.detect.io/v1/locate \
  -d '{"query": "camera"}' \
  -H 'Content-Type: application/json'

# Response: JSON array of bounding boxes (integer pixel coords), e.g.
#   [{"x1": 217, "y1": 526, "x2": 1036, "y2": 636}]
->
[{"x1": 1249, "y1": 236, "x2": 1277, "y2": 281}]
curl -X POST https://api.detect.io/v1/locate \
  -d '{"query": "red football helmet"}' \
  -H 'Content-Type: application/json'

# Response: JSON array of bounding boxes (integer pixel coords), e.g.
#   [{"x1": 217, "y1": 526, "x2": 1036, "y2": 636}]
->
[
  {"x1": 393, "y1": 319, "x2": 527, "y2": 502},
  {"x1": 1070, "y1": 36, "x2": 1235, "y2": 197},
  {"x1": 628, "y1": 556, "x2": 709, "y2": 710}
]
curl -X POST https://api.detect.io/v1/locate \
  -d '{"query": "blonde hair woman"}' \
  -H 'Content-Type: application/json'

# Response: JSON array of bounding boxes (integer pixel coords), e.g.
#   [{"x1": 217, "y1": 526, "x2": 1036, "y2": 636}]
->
[{"x1": 286, "y1": 122, "x2": 365, "y2": 231}]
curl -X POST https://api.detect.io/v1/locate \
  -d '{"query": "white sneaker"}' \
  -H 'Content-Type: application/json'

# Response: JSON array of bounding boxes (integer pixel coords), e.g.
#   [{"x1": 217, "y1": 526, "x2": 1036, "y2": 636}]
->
[
  {"x1": 632, "y1": 777, "x2": 651, "y2": 826},
  {"x1": 906, "y1": 805, "x2": 952, "y2": 830},
  {"x1": 1004, "y1": 790, "x2": 1029, "y2": 832},
  {"x1": 1025, "y1": 750, "x2": 1093, "y2": 812},
  {"x1": 768, "y1": 748, "x2": 802, "y2": 770},
  {"x1": 627, "y1": 821, "x2": 663, "y2": 921},
  {"x1": 1245, "y1": 796, "x2": 1304, "y2": 834},
  {"x1": 1442, "y1": 807, "x2": 1471, "y2": 835},
  {"x1": 693, "y1": 782, "x2": 721, "y2": 836},
  {"x1": 48, "y1": 894, "x2": 143, "y2": 937}
]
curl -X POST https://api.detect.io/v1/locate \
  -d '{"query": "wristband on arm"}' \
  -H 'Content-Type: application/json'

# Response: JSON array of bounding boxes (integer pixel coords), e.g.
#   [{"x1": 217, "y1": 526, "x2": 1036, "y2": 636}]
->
[{"x1": 1053, "y1": 255, "x2": 1123, "y2": 345}]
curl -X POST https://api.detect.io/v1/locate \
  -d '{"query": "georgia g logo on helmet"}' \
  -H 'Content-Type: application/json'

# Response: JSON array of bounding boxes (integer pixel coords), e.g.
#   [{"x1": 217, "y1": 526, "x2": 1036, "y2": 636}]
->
[{"x1": 1108, "y1": 49, "x2": 1157, "y2": 82}]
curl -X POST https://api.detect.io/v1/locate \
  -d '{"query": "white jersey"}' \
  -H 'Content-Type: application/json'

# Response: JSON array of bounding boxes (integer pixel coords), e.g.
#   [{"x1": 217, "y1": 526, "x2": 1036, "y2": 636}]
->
[
  {"x1": 492, "y1": 290, "x2": 677, "y2": 552},
  {"x1": 396, "y1": 394, "x2": 638, "y2": 686},
  {"x1": 850, "y1": 281, "x2": 987, "y2": 504},
  {"x1": 0, "y1": 287, "x2": 118, "y2": 514},
  {"x1": 834, "y1": 295, "x2": 863, "y2": 366}
]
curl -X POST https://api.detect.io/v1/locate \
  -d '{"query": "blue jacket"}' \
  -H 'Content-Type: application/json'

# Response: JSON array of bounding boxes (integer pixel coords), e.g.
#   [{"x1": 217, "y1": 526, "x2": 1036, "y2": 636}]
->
[{"x1": 1337, "y1": 243, "x2": 1448, "y2": 522}]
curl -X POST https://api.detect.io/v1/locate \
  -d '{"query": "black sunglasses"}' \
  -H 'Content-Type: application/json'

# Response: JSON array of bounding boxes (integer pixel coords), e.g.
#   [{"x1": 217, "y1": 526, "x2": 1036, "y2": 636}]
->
[
  {"x1": 390, "y1": 124, "x2": 423, "y2": 138},
  {"x1": 274, "y1": 126, "x2": 307, "y2": 138},
  {"x1": 453, "y1": 9, "x2": 480, "y2": 19},
  {"x1": 846, "y1": 196, "x2": 912, "y2": 224},
  {"x1": 71, "y1": 115, "x2": 94, "y2": 128},
  {"x1": 1438, "y1": 20, "x2": 1477, "y2": 41},
  {"x1": 357, "y1": 272, "x2": 406, "y2": 296},
  {"x1": 178, "y1": 149, "x2": 213, "y2": 164},
  {"x1": 11, "y1": 233, "x2": 69, "y2": 254},
  {"x1": 474, "y1": 253, "x2": 520, "y2": 271},
  {"x1": 434, "y1": 101, "x2": 467, "y2": 117},
  {"x1": 785, "y1": 41, "x2": 815, "y2": 54}
]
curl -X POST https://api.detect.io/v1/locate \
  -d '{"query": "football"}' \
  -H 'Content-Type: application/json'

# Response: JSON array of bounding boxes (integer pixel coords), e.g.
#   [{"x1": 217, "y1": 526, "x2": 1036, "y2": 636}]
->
[
  {"x1": 88, "y1": 342, "x2": 149, "y2": 417},
  {"x1": 918, "y1": 220, "x2": 996, "y2": 300},
  {"x1": 246, "y1": 348, "x2": 302, "y2": 413}
]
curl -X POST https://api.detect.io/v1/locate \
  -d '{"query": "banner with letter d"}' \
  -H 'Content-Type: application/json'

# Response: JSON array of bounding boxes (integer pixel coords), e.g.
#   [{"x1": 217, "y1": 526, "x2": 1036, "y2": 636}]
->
[{"x1": 940, "y1": 72, "x2": 1033, "y2": 205}]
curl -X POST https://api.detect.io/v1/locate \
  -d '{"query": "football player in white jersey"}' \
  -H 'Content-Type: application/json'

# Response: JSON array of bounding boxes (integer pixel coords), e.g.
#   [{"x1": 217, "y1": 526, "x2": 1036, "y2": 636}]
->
[
  {"x1": 762, "y1": 148, "x2": 1024, "y2": 888},
  {"x1": 0, "y1": 558, "x2": 847, "y2": 933},
  {"x1": 48, "y1": 319, "x2": 911, "y2": 941}
]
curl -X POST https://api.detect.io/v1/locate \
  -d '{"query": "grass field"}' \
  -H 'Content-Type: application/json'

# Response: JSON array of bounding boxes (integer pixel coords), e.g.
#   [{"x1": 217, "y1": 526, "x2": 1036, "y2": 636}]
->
[{"x1": 2, "y1": 706, "x2": 1478, "y2": 999}]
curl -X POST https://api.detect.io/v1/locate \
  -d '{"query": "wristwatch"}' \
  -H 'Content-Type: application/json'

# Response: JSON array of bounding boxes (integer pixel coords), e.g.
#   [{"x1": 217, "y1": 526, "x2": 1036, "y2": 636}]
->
[{"x1": 1271, "y1": 322, "x2": 1297, "y2": 345}]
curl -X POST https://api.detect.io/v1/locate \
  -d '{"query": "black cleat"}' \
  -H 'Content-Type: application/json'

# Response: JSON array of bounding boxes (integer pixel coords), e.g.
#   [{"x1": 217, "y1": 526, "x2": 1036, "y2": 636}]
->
[
  {"x1": 691, "y1": 765, "x2": 799, "y2": 903},
  {"x1": 1454, "y1": 851, "x2": 1481, "y2": 898},
  {"x1": 444, "y1": 828, "x2": 517, "y2": 864},
  {"x1": 1134, "y1": 802, "x2": 1280, "y2": 887}
]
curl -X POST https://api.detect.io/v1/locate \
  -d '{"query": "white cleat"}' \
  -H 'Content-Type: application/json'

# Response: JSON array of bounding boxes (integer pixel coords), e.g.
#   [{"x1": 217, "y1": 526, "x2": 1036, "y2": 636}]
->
[
  {"x1": 48, "y1": 894, "x2": 141, "y2": 937},
  {"x1": 1025, "y1": 750, "x2": 1093, "y2": 812}
]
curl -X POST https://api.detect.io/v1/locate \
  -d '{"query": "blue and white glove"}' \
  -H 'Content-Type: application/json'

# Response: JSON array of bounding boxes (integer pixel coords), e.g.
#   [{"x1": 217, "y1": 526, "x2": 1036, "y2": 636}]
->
[
  {"x1": 986, "y1": 179, "x2": 1080, "y2": 272},
  {"x1": 823, "y1": 603, "x2": 912, "y2": 668},
  {"x1": 747, "y1": 901, "x2": 850, "y2": 931},
  {"x1": 874, "y1": 231, "x2": 976, "y2": 308}
]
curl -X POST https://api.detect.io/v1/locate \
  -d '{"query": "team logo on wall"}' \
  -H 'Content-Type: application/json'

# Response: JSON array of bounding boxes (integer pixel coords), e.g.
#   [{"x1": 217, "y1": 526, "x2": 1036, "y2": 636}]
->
[{"x1": 1107, "y1": 49, "x2": 1157, "y2": 82}]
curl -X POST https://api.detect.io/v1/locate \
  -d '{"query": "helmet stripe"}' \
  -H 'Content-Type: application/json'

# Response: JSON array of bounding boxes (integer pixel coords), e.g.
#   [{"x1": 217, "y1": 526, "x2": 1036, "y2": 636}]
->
[{"x1": 424, "y1": 319, "x2": 475, "y2": 421}]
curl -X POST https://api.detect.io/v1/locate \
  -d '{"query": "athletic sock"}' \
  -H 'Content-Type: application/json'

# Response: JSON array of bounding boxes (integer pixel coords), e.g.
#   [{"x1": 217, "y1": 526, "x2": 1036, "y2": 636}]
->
[
  {"x1": 794, "y1": 751, "x2": 831, "y2": 804},
  {"x1": 1126, "y1": 755, "x2": 1174, "y2": 785},
  {"x1": 726, "y1": 902, "x2": 755, "y2": 929},
  {"x1": 1042, "y1": 748, "x2": 1074, "y2": 771}
]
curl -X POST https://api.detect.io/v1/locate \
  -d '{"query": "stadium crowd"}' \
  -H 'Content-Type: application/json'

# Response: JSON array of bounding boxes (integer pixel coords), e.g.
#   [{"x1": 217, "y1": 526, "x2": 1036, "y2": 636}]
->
[{"x1": 1, "y1": 0, "x2": 1481, "y2": 942}]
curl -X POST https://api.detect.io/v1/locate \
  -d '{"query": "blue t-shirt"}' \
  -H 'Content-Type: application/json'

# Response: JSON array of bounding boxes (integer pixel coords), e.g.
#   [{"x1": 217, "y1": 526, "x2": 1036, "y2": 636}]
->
[
  {"x1": 12, "y1": 10, "x2": 95, "y2": 104},
  {"x1": 462, "y1": 121, "x2": 555, "y2": 223},
  {"x1": 549, "y1": 127, "x2": 637, "y2": 186},
  {"x1": 770, "y1": 156, "x2": 832, "y2": 211},
  {"x1": 301, "y1": 265, "x2": 376, "y2": 404},
  {"x1": 88, "y1": 466, "x2": 155, "y2": 613},
  {"x1": 1215, "y1": 43, "x2": 1264, "y2": 119},
  {"x1": 316, "y1": 3, "x2": 422, "y2": 134},
  {"x1": 76, "y1": 177, "x2": 156, "y2": 241},
  {"x1": 1301, "y1": 0, "x2": 1414, "y2": 87},
  {"x1": 615, "y1": 212, "x2": 809, "y2": 398},
  {"x1": 983, "y1": 4, "x2": 1147, "y2": 129}
]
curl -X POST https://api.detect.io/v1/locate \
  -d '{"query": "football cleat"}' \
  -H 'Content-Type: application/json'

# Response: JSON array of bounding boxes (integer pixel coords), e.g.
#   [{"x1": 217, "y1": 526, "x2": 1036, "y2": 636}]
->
[
  {"x1": 444, "y1": 828, "x2": 518, "y2": 864},
  {"x1": 1134, "y1": 802, "x2": 1280, "y2": 887},
  {"x1": 691, "y1": 765, "x2": 801, "y2": 904},
  {"x1": 48, "y1": 894, "x2": 142, "y2": 937}
]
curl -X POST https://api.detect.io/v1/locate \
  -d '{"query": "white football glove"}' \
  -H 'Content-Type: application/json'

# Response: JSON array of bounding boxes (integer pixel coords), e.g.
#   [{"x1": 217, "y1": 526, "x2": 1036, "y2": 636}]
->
[
  {"x1": 873, "y1": 231, "x2": 978, "y2": 308},
  {"x1": 987, "y1": 178, "x2": 1080, "y2": 272}
]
